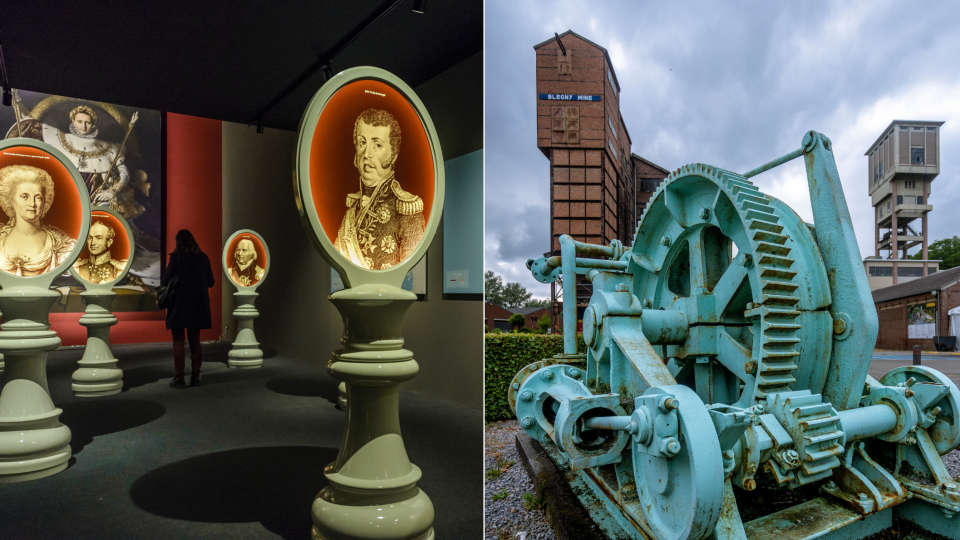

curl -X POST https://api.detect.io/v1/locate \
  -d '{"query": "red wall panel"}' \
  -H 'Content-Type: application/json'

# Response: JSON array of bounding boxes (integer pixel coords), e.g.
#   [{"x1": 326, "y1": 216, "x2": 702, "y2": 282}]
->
[{"x1": 50, "y1": 113, "x2": 222, "y2": 345}]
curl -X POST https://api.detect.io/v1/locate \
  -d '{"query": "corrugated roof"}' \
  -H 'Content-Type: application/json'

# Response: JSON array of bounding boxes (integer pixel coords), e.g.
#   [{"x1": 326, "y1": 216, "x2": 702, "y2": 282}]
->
[
  {"x1": 507, "y1": 307, "x2": 549, "y2": 315},
  {"x1": 631, "y1": 153, "x2": 670, "y2": 174},
  {"x1": 872, "y1": 266, "x2": 960, "y2": 304}
]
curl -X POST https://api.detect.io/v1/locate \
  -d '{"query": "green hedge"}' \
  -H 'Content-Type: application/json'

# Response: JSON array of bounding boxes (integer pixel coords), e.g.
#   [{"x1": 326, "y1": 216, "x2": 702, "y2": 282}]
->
[{"x1": 485, "y1": 333, "x2": 585, "y2": 422}]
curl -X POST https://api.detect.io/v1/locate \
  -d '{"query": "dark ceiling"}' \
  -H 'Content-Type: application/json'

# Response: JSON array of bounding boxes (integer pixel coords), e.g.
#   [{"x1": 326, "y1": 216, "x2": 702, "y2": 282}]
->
[{"x1": 1, "y1": 0, "x2": 482, "y2": 131}]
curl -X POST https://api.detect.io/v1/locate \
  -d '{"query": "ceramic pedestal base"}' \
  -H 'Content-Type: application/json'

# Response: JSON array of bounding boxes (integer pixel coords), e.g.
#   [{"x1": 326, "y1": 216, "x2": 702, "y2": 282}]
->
[
  {"x1": 0, "y1": 287, "x2": 71, "y2": 483},
  {"x1": 228, "y1": 291, "x2": 262, "y2": 369},
  {"x1": 311, "y1": 284, "x2": 434, "y2": 540},
  {"x1": 72, "y1": 291, "x2": 122, "y2": 397}
]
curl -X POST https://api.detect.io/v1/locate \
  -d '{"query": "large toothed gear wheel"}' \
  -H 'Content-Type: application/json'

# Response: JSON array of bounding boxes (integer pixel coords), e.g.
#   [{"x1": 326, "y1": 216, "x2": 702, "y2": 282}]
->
[{"x1": 630, "y1": 164, "x2": 831, "y2": 407}]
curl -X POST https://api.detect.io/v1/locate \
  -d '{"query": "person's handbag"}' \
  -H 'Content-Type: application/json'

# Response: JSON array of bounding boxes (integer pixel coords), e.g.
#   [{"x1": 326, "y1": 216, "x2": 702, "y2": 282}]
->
[{"x1": 157, "y1": 274, "x2": 179, "y2": 309}]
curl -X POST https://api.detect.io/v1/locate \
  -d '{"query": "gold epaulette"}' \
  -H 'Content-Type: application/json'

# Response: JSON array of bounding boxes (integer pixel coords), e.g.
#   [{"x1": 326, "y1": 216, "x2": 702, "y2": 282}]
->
[
  {"x1": 346, "y1": 192, "x2": 361, "y2": 207},
  {"x1": 110, "y1": 259, "x2": 129, "y2": 271},
  {"x1": 391, "y1": 180, "x2": 423, "y2": 216}
]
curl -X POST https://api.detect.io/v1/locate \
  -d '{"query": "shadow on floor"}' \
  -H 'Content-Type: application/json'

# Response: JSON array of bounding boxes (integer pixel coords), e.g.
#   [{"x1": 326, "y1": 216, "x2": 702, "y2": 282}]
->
[
  {"x1": 130, "y1": 446, "x2": 335, "y2": 540},
  {"x1": 59, "y1": 399, "x2": 167, "y2": 455},
  {"x1": 265, "y1": 373, "x2": 339, "y2": 406}
]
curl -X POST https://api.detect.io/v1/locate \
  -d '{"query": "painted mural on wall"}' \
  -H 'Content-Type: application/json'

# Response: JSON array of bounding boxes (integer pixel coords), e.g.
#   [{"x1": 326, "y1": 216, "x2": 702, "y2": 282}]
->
[
  {"x1": 908, "y1": 302, "x2": 937, "y2": 339},
  {"x1": 308, "y1": 80, "x2": 434, "y2": 271},
  {"x1": 1, "y1": 89, "x2": 162, "y2": 310},
  {"x1": 0, "y1": 146, "x2": 85, "y2": 276}
]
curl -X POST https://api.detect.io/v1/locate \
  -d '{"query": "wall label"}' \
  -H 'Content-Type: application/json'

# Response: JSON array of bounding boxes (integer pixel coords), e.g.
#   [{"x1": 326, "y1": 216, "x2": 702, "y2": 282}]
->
[{"x1": 538, "y1": 93, "x2": 601, "y2": 102}]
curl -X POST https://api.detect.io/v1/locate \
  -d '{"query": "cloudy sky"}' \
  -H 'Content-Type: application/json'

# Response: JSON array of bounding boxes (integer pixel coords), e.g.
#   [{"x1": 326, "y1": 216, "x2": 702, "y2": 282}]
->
[{"x1": 484, "y1": 0, "x2": 960, "y2": 301}]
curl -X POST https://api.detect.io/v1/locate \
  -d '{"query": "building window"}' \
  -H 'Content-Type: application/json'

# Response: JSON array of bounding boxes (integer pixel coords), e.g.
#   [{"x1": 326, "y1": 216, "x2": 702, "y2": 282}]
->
[
  {"x1": 917, "y1": 195, "x2": 924, "y2": 204},
  {"x1": 897, "y1": 195, "x2": 903, "y2": 205},
  {"x1": 905, "y1": 180, "x2": 916, "y2": 190},
  {"x1": 608, "y1": 118, "x2": 617, "y2": 140},
  {"x1": 869, "y1": 266, "x2": 893, "y2": 277},
  {"x1": 887, "y1": 201, "x2": 891, "y2": 212},
  {"x1": 930, "y1": 267, "x2": 938, "y2": 274},
  {"x1": 911, "y1": 147, "x2": 925, "y2": 165},
  {"x1": 878, "y1": 160, "x2": 883, "y2": 177},
  {"x1": 874, "y1": 165, "x2": 879, "y2": 182},
  {"x1": 607, "y1": 68, "x2": 616, "y2": 92},
  {"x1": 608, "y1": 139, "x2": 618, "y2": 159},
  {"x1": 927, "y1": 127, "x2": 936, "y2": 132},
  {"x1": 914, "y1": 127, "x2": 923, "y2": 131},
  {"x1": 900, "y1": 126, "x2": 909, "y2": 131},
  {"x1": 898, "y1": 267, "x2": 923, "y2": 277}
]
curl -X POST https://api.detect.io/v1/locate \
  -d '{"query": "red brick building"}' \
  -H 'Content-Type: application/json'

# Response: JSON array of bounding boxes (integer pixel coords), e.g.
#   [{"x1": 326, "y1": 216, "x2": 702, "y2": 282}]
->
[
  {"x1": 534, "y1": 30, "x2": 668, "y2": 329},
  {"x1": 484, "y1": 303, "x2": 550, "y2": 332},
  {"x1": 873, "y1": 266, "x2": 960, "y2": 350}
]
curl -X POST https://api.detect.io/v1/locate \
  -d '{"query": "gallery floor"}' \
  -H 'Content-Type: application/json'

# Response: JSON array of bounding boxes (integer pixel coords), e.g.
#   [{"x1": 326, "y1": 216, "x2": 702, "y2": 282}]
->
[{"x1": 0, "y1": 342, "x2": 482, "y2": 539}]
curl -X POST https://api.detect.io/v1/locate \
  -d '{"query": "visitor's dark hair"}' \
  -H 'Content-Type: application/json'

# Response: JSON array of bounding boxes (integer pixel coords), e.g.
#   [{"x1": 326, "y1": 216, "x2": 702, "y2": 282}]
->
[{"x1": 174, "y1": 229, "x2": 200, "y2": 254}]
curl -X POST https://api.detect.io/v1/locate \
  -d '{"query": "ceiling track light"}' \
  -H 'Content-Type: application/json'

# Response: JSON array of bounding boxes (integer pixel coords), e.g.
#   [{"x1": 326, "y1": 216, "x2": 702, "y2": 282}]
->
[
  {"x1": 256, "y1": 119, "x2": 264, "y2": 134},
  {"x1": 413, "y1": 0, "x2": 426, "y2": 13},
  {"x1": 321, "y1": 64, "x2": 333, "y2": 81}
]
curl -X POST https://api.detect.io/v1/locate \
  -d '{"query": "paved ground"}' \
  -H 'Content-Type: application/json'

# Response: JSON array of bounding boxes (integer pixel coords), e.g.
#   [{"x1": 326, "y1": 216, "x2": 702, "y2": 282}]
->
[{"x1": 870, "y1": 350, "x2": 960, "y2": 383}]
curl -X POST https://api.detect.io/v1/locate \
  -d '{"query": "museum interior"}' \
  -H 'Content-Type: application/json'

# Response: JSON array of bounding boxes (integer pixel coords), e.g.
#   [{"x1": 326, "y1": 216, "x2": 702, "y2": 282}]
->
[{"x1": 0, "y1": 1, "x2": 483, "y2": 538}]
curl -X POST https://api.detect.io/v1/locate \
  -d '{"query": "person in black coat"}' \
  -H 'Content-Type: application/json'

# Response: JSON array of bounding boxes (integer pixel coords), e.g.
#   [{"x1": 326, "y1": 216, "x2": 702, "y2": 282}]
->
[{"x1": 161, "y1": 229, "x2": 215, "y2": 388}]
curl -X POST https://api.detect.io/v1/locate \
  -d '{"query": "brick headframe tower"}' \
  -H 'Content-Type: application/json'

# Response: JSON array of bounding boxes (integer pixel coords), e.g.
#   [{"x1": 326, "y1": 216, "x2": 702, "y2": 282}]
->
[
  {"x1": 866, "y1": 120, "x2": 943, "y2": 285},
  {"x1": 534, "y1": 30, "x2": 667, "y2": 328}
]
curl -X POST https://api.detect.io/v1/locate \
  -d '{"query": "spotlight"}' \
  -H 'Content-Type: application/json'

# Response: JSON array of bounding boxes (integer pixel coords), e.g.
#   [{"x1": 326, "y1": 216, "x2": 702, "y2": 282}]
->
[
  {"x1": 2, "y1": 87, "x2": 10, "y2": 107},
  {"x1": 321, "y1": 64, "x2": 333, "y2": 81},
  {"x1": 256, "y1": 119, "x2": 264, "y2": 134},
  {"x1": 413, "y1": 0, "x2": 426, "y2": 13}
]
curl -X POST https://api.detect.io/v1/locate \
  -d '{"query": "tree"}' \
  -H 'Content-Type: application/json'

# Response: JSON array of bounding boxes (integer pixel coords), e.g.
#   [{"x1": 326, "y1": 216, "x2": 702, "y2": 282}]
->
[
  {"x1": 508, "y1": 312, "x2": 526, "y2": 331},
  {"x1": 485, "y1": 270, "x2": 534, "y2": 308},
  {"x1": 910, "y1": 237, "x2": 960, "y2": 270},
  {"x1": 526, "y1": 297, "x2": 550, "y2": 308},
  {"x1": 537, "y1": 314, "x2": 551, "y2": 333}
]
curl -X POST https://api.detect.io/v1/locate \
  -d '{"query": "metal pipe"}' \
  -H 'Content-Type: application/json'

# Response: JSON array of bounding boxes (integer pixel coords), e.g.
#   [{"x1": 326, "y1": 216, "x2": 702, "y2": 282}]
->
[
  {"x1": 742, "y1": 147, "x2": 804, "y2": 179},
  {"x1": 837, "y1": 403, "x2": 898, "y2": 441},
  {"x1": 542, "y1": 256, "x2": 628, "y2": 273},
  {"x1": 560, "y1": 235, "x2": 577, "y2": 355},
  {"x1": 575, "y1": 258, "x2": 628, "y2": 271},
  {"x1": 584, "y1": 415, "x2": 633, "y2": 431}
]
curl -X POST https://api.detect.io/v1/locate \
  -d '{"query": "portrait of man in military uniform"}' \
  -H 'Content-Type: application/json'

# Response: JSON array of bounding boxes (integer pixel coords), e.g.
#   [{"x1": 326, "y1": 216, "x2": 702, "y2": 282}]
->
[
  {"x1": 228, "y1": 237, "x2": 265, "y2": 287},
  {"x1": 74, "y1": 220, "x2": 128, "y2": 284},
  {"x1": 335, "y1": 108, "x2": 425, "y2": 270}
]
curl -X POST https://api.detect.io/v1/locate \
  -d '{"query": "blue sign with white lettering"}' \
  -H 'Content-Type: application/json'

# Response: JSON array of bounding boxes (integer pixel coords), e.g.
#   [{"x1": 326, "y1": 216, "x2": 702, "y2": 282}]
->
[{"x1": 538, "y1": 93, "x2": 601, "y2": 102}]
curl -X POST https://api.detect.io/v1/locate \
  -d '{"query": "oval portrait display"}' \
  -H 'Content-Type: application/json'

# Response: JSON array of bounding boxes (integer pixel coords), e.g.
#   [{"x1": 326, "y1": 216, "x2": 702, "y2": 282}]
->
[
  {"x1": 0, "y1": 144, "x2": 85, "y2": 277},
  {"x1": 73, "y1": 210, "x2": 131, "y2": 285},
  {"x1": 224, "y1": 232, "x2": 268, "y2": 288},
  {"x1": 307, "y1": 77, "x2": 436, "y2": 271}
]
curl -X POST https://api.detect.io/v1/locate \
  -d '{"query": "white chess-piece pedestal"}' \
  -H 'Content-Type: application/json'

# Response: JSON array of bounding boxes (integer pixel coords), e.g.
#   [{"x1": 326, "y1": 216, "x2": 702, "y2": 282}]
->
[
  {"x1": 71, "y1": 291, "x2": 123, "y2": 396},
  {"x1": 228, "y1": 290, "x2": 262, "y2": 369},
  {"x1": 311, "y1": 284, "x2": 434, "y2": 540},
  {"x1": 0, "y1": 287, "x2": 72, "y2": 483},
  {"x1": 0, "y1": 136, "x2": 92, "y2": 483}
]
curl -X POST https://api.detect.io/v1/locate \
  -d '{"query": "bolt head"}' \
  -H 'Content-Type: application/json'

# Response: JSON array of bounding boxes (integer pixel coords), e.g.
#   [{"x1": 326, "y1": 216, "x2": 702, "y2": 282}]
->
[
  {"x1": 512, "y1": 383, "x2": 520, "y2": 390},
  {"x1": 833, "y1": 318, "x2": 847, "y2": 335},
  {"x1": 699, "y1": 207, "x2": 711, "y2": 220},
  {"x1": 566, "y1": 367, "x2": 581, "y2": 379},
  {"x1": 541, "y1": 370, "x2": 555, "y2": 382},
  {"x1": 660, "y1": 437, "x2": 681, "y2": 457},
  {"x1": 661, "y1": 236, "x2": 671, "y2": 247},
  {"x1": 520, "y1": 390, "x2": 534, "y2": 402},
  {"x1": 744, "y1": 478, "x2": 757, "y2": 491},
  {"x1": 521, "y1": 416, "x2": 535, "y2": 428}
]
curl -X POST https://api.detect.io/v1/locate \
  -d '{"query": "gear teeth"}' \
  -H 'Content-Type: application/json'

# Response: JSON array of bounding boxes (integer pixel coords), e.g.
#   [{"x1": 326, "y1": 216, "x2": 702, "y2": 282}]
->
[
  {"x1": 634, "y1": 163, "x2": 802, "y2": 406},
  {"x1": 769, "y1": 392, "x2": 844, "y2": 486}
]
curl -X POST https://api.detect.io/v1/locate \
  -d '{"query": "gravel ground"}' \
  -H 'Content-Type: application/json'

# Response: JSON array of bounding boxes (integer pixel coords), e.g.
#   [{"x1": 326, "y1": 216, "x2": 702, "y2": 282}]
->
[{"x1": 484, "y1": 421, "x2": 558, "y2": 540}]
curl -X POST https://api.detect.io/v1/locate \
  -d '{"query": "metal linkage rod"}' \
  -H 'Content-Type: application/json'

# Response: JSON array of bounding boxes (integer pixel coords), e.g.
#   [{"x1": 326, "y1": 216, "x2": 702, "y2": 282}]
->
[
  {"x1": 742, "y1": 147, "x2": 804, "y2": 179},
  {"x1": 583, "y1": 415, "x2": 633, "y2": 431},
  {"x1": 542, "y1": 256, "x2": 628, "y2": 272}
]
